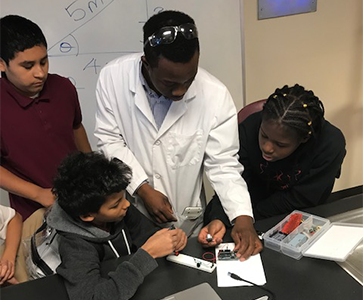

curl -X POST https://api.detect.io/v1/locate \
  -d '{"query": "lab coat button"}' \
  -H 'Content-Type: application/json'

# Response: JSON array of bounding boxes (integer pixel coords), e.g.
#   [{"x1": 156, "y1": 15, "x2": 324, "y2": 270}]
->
[
  {"x1": 155, "y1": 140, "x2": 161, "y2": 146},
  {"x1": 155, "y1": 174, "x2": 161, "y2": 179}
]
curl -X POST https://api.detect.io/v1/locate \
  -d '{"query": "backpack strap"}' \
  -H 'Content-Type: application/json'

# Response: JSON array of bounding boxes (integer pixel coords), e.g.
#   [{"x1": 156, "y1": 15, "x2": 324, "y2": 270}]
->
[{"x1": 30, "y1": 221, "x2": 55, "y2": 276}]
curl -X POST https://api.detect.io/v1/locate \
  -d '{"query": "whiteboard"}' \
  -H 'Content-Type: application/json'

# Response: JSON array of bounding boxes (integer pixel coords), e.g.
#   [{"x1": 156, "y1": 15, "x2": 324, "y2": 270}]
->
[{"x1": 1, "y1": 0, "x2": 245, "y2": 149}]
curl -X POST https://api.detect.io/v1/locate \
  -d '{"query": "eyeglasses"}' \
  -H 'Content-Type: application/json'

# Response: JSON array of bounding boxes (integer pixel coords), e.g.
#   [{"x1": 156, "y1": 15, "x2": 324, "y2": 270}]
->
[{"x1": 144, "y1": 23, "x2": 198, "y2": 47}]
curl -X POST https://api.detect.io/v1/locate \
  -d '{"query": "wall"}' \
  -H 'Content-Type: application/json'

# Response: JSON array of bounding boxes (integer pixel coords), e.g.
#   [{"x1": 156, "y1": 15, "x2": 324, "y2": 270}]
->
[
  {"x1": 242, "y1": 0, "x2": 363, "y2": 191},
  {"x1": 0, "y1": 189, "x2": 7, "y2": 206}
]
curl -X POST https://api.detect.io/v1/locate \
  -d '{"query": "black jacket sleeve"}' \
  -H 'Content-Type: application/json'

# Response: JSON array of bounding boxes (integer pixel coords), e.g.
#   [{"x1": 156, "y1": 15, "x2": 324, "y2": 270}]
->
[
  {"x1": 204, "y1": 193, "x2": 231, "y2": 227},
  {"x1": 254, "y1": 122, "x2": 346, "y2": 218}
]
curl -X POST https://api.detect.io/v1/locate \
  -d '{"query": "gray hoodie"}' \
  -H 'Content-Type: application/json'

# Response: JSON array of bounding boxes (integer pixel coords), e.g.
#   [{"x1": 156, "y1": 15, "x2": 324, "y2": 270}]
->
[{"x1": 47, "y1": 202, "x2": 159, "y2": 300}]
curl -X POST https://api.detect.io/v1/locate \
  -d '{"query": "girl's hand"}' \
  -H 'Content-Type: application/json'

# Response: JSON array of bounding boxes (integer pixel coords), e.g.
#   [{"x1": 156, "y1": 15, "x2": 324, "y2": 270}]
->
[{"x1": 0, "y1": 257, "x2": 15, "y2": 285}]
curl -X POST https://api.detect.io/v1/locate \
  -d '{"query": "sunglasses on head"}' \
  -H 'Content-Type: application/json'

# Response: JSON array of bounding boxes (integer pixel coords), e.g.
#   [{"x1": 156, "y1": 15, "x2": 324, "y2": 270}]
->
[{"x1": 144, "y1": 23, "x2": 198, "y2": 47}]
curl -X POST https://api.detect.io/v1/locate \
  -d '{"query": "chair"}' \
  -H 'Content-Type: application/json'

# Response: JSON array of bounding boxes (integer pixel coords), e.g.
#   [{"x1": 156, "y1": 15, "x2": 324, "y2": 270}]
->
[{"x1": 237, "y1": 99, "x2": 266, "y2": 124}]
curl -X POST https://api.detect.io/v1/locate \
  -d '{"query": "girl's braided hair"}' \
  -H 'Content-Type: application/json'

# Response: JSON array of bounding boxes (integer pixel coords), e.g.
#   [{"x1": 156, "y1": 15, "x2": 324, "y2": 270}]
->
[{"x1": 262, "y1": 84, "x2": 325, "y2": 139}]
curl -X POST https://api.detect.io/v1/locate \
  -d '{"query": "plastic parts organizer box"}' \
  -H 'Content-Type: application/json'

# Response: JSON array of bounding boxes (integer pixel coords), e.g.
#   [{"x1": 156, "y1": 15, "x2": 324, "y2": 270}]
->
[{"x1": 263, "y1": 210, "x2": 363, "y2": 261}]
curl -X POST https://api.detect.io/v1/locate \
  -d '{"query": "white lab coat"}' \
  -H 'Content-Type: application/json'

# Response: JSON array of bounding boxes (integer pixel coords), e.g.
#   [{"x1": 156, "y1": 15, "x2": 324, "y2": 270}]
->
[{"x1": 95, "y1": 53, "x2": 252, "y2": 233}]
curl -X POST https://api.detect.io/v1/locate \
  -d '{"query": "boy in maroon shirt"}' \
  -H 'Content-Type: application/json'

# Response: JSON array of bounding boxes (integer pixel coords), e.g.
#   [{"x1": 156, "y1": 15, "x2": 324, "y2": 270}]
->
[{"x1": 0, "y1": 15, "x2": 91, "y2": 220}]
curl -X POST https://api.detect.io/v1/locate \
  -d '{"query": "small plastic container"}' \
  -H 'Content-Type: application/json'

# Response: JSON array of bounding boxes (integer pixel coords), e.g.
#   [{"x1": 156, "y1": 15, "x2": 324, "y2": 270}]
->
[{"x1": 264, "y1": 210, "x2": 363, "y2": 261}]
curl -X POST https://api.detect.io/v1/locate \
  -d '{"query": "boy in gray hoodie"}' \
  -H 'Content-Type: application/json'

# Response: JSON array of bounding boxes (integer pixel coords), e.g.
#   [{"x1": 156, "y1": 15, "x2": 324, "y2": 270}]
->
[{"x1": 47, "y1": 152, "x2": 187, "y2": 300}]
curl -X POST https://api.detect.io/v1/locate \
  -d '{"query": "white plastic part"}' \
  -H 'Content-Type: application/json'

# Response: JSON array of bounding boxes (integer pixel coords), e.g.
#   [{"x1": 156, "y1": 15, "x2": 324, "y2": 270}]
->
[{"x1": 166, "y1": 253, "x2": 216, "y2": 273}]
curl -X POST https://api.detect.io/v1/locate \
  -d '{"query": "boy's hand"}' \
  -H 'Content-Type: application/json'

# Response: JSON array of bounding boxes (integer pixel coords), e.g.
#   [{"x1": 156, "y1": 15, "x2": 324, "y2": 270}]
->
[
  {"x1": 141, "y1": 228, "x2": 187, "y2": 259},
  {"x1": 0, "y1": 258, "x2": 15, "y2": 285},
  {"x1": 6, "y1": 277, "x2": 19, "y2": 285},
  {"x1": 34, "y1": 188, "x2": 55, "y2": 207},
  {"x1": 197, "y1": 220, "x2": 226, "y2": 247},
  {"x1": 231, "y1": 216, "x2": 263, "y2": 261},
  {"x1": 174, "y1": 227, "x2": 188, "y2": 252},
  {"x1": 137, "y1": 184, "x2": 177, "y2": 223}
]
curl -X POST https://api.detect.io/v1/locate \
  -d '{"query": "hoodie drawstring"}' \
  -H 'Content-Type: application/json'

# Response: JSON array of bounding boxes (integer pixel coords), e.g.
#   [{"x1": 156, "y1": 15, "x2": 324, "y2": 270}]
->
[
  {"x1": 107, "y1": 229, "x2": 131, "y2": 258},
  {"x1": 108, "y1": 240, "x2": 120, "y2": 258},
  {"x1": 122, "y1": 229, "x2": 131, "y2": 255}
]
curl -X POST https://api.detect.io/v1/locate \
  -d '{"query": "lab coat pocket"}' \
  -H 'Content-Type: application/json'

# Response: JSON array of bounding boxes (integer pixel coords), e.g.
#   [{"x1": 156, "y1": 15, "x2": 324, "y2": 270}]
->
[{"x1": 165, "y1": 130, "x2": 203, "y2": 169}]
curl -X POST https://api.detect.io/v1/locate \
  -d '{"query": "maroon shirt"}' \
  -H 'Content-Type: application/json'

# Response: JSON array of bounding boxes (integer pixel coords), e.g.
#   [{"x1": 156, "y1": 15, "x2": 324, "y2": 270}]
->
[{"x1": 0, "y1": 74, "x2": 82, "y2": 220}]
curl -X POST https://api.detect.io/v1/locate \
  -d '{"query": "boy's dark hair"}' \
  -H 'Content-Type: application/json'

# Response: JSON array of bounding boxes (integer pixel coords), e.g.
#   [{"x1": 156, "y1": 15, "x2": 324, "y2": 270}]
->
[
  {"x1": 143, "y1": 10, "x2": 199, "y2": 67},
  {"x1": 52, "y1": 152, "x2": 132, "y2": 219},
  {"x1": 262, "y1": 84, "x2": 325, "y2": 139},
  {"x1": 0, "y1": 15, "x2": 47, "y2": 65}
]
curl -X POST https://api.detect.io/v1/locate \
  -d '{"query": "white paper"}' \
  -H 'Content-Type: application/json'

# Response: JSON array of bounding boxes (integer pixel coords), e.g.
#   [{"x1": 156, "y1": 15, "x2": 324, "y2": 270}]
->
[{"x1": 215, "y1": 243, "x2": 266, "y2": 287}]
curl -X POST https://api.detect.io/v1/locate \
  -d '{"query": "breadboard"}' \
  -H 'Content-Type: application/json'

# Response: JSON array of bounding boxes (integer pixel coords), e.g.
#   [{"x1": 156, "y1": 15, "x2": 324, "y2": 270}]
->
[{"x1": 166, "y1": 254, "x2": 216, "y2": 273}]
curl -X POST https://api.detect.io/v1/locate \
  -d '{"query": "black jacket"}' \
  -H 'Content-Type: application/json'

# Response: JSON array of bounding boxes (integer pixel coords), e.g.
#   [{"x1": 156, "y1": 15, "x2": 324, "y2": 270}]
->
[{"x1": 205, "y1": 112, "x2": 346, "y2": 224}]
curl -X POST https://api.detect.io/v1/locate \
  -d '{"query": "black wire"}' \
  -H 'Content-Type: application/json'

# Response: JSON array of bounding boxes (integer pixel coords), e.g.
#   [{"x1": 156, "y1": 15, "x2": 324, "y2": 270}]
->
[{"x1": 228, "y1": 272, "x2": 275, "y2": 300}]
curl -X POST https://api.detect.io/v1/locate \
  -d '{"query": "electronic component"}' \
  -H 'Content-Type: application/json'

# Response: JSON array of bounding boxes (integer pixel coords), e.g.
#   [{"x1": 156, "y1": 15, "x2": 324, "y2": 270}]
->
[
  {"x1": 287, "y1": 232, "x2": 308, "y2": 248},
  {"x1": 281, "y1": 213, "x2": 303, "y2": 234},
  {"x1": 217, "y1": 249, "x2": 238, "y2": 260},
  {"x1": 269, "y1": 230, "x2": 287, "y2": 241},
  {"x1": 206, "y1": 234, "x2": 213, "y2": 243},
  {"x1": 256, "y1": 230, "x2": 265, "y2": 240},
  {"x1": 166, "y1": 253, "x2": 216, "y2": 273},
  {"x1": 181, "y1": 206, "x2": 203, "y2": 219}
]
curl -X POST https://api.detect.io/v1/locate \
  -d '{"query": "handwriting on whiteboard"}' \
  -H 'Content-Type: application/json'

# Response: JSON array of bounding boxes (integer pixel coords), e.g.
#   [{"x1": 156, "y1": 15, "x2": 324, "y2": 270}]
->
[{"x1": 48, "y1": 0, "x2": 166, "y2": 88}]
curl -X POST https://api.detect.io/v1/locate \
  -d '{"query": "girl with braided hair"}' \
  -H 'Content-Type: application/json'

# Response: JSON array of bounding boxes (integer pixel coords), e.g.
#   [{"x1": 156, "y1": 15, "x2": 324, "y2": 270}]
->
[
  {"x1": 241, "y1": 84, "x2": 346, "y2": 219},
  {"x1": 199, "y1": 84, "x2": 346, "y2": 248}
]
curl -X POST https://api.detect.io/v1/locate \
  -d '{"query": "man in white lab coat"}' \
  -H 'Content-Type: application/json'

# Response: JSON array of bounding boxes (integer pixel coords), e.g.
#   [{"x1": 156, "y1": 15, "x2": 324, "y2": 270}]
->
[{"x1": 95, "y1": 10, "x2": 262, "y2": 260}]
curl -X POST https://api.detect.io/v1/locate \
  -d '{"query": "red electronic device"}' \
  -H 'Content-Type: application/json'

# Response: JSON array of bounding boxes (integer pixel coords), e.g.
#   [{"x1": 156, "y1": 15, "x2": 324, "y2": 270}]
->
[{"x1": 281, "y1": 213, "x2": 303, "y2": 234}]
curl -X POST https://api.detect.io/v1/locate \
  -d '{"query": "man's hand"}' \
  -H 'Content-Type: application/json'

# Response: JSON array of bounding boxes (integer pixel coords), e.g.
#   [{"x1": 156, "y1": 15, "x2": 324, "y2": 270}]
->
[
  {"x1": 231, "y1": 215, "x2": 263, "y2": 261},
  {"x1": 137, "y1": 183, "x2": 177, "y2": 223},
  {"x1": 197, "y1": 219, "x2": 226, "y2": 247},
  {"x1": 141, "y1": 228, "x2": 187, "y2": 258},
  {"x1": 34, "y1": 188, "x2": 55, "y2": 207}
]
